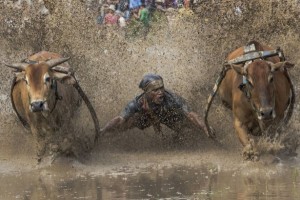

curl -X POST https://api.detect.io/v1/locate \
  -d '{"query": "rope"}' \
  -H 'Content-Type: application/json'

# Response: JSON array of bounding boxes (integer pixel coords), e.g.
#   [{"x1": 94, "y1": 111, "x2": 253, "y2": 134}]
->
[
  {"x1": 204, "y1": 64, "x2": 230, "y2": 138},
  {"x1": 282, "y1": 70, "x2": 295, "y2": 126},
  {"x1": 10, "y1": 76, "x2": 29, "y2": 128},
  {"x1": 72, "y1": 76, "x2": 101, "y2": 144}
]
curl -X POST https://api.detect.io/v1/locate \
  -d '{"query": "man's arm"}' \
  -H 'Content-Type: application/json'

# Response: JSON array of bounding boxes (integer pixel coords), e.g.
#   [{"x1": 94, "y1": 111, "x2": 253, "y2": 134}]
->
[
  {"x1": 186, "y1": 111, "x2": 210, "y2": 137},
  {"x1": 100, "y1": 116, "x2": 126, "y2": 134},
  {"x1": 101, "y1": 99, "x2": 139, "y2": 134}
]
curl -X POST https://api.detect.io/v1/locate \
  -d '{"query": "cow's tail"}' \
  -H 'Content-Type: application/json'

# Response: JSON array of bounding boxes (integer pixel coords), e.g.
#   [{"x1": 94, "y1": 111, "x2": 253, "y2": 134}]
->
[
  {"x1": 72, "y1": 76, "x2": 101, "y2": 145},
  {"x1": 204, "y1": 63, "x2": 230, "y2": 139},
  {"x1": 283, "y1": 70, "x2": 295, "y2": 126}
]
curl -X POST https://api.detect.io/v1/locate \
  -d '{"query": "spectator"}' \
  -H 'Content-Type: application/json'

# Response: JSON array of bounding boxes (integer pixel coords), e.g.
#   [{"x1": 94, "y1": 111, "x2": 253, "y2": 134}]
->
[
  {"x1": 156, "y1": 0, "x2": 165, "y2": 8},
  {"x1": 139, "y1": 4, "x2": 150, "y2": 38},
  {"x1": 130, "y1": 0, "x2": 142, "y2": 9},
  {"x1": 116, "y1": 10, "x2": 126, "y2": 28},
  {"x1": 177, "y1": 0, "x2": 184, "y2": 8},
  {"x1": 123, "y1": 3, "x2": 131, "y2": 21},
  {"x1": 132, "y1": 7, "x2": 140, "y2": 20},
  {"x1": 184, "y1": 0, "x2": 190, "y2": 9},
  {"x1": 139, "y1": 4, "x2": 150, "y2": 26},
  {"x1": 104, "y1": 4, "x2": 119, "y2": 25},
  {"x1": 118, "y1": 0, "x2": 129, "y2": 11},
  {"x1": 97, "y1": 3, "x2": 109, "y2": 24}
]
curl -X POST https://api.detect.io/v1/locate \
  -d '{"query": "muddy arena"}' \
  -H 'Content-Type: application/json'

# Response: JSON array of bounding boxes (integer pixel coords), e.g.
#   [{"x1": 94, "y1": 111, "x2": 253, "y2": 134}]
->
[{"x1": 0, "y1": 0, "x2": 300, "y2": 199}]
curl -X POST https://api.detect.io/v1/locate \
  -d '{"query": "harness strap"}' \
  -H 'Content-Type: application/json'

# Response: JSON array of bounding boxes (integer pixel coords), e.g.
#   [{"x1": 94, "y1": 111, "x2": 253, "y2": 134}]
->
[
  {"x1": 228, "y1": 49, "x2": 280, "y2": 64},
  {"x1": 204, "y1": 64, "x2": 230, "y2": 138},
  {"x1": 276, "y1": 69, "x2": 295, "y2": 131},
  {"x1": 50, "y1": 80, "x2": 62, "y2": 113},
  {"x1": 71, "y1": 75, "x2": 101, "y2": 144},
  {"x1": 10, "y1": 76, "x2": 29, "y2": 128}
]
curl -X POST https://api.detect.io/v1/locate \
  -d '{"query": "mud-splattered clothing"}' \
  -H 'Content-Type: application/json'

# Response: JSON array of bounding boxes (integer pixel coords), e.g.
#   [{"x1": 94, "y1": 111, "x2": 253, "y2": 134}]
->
[{"x1": 120, "y1": 90, "x2": 191, "y2": 131}]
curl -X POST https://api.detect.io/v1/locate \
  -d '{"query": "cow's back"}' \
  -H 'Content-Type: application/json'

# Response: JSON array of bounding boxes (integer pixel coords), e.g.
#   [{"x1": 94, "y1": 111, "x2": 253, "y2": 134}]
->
[{"x1": 28, "y1": 51, "x2": 61, "y2": 62}]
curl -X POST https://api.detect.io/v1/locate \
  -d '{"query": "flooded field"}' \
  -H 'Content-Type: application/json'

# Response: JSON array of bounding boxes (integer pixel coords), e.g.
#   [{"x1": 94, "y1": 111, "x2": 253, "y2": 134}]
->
[
  {"x1": 1, "y1": 150, "x2": 300, "y2": 200},
  {"x1": 1, "y1": 1, "x2": 300, "y2": 200}
]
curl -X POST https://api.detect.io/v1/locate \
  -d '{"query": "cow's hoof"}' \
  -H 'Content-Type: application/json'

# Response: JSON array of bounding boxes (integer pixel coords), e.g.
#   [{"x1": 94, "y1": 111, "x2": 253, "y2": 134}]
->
[
  {"x1": 243, "y1": 152, "x2": 260, "y2": 161},
  {"x1": 37, "y1": 157, "x2": 42, "y2": 163},
  {"x1": 37, "y1": 153, "x2": 59, "y2": 166},
  {"x1": 208, "y1": 126, "x2": 217, "y2": 138},
  {"x1": 252, "y1": 155, "x2": 260, "y2": 162},
  {"x1": 242, "y1": 144, "x2": 260, "y2": 161}
]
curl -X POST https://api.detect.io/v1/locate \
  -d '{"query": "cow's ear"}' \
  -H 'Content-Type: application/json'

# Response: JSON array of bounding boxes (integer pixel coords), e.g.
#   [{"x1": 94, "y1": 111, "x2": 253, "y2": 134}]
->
[
  {"x1": 14, "y1": 71, "x2": 25, "y2": 82},
  {"x1": 52, "y1": 72, "x2": 76, "y2": 85},
  {"x1": 231, "y1": 64, "x2": 246, "y2": 75},
  {"x1": 271, "y1": 61, "x2": 294, "y2": 71}
]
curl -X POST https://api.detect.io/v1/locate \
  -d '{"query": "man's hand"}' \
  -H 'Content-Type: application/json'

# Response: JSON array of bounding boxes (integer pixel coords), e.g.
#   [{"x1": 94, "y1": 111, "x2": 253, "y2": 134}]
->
[
  {"x1": 187, "y1": 111, "x2": 216, "y2": 138},
  {"x1": 206, "y1": 125, "x2": 216, "y2": 139}
]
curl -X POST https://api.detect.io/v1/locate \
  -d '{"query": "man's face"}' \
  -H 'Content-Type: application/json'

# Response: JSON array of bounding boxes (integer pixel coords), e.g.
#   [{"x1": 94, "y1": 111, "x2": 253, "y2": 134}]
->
[{"x1": 147, "y1": 87, "x2": 165, "y2": 104}]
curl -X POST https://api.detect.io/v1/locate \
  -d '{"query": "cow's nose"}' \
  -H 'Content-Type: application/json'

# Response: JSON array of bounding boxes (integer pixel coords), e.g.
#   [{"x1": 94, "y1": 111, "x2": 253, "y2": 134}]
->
[
  {"x1": 259, "y1": 107, "x2": 274, "y2": 119},
  {"x1": 31, "y1": 101, "x2": 44, "y2": 112}
]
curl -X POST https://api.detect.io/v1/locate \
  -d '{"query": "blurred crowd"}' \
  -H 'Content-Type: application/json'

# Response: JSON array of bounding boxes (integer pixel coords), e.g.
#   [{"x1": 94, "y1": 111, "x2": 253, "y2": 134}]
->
[{"x1": 97, "y1": 0, "x2": 194, "y2": 28}]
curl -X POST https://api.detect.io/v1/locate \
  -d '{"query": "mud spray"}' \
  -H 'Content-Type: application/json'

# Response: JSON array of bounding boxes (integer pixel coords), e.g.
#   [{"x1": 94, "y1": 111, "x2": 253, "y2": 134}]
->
[{"x1": 0, "y1": 0, "x2": 300, "y2": 172}]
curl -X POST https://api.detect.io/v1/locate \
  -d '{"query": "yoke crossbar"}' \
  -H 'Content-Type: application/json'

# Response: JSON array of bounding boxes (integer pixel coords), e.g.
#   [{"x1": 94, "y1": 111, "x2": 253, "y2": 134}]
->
[{"x1": 227, "y1": 48, "x2": 285, "y2": 65}]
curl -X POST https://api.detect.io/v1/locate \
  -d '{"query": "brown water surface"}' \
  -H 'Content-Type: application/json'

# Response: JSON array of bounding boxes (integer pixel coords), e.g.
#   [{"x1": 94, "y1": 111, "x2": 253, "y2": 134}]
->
[{"x1": 1, "y1": 152, "x2": 299, "y2": 200}]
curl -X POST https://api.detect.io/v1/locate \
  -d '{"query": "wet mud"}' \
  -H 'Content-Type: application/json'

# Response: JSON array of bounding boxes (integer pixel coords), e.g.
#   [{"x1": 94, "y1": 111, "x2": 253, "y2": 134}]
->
[{"x1": 1, "y1": 0, "x2": 300, "y2": 199}]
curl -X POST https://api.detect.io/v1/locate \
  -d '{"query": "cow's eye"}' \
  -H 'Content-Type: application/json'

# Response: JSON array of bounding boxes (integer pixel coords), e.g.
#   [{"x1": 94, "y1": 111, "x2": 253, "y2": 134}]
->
[
  {"x1": 248, "y1": 82, "x2": 253, "y2": 88},
  {"x1": 268, "y1": 75, "x2": 274, "y2": 83},
  {"x1": 45, "y1": 77, "x2": 51, "y2": 83},
  {"x1": 246, "y1": 78, "x2": 253, "y2": 88},
  {"x1": 24, "y1": 78, "x2": 29, "y2": 85}
]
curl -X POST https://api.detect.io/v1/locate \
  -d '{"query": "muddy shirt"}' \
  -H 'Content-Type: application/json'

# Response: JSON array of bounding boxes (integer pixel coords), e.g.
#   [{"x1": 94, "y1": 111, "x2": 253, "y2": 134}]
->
[{"x1": 120, "y1": 90, "x2": 191, "y2": 131}]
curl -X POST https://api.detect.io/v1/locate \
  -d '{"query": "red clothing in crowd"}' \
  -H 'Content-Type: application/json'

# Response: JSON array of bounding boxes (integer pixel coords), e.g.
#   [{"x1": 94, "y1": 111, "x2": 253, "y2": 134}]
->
[{"x1": 105, "y1": 13, "x2": 119, "y2": 25}]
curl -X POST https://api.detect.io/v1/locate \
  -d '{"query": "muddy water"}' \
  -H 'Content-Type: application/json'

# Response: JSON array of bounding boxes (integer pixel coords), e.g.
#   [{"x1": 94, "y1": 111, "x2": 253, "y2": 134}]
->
[
  {"x1": 1, "y1": 1, "x2": 300, "y2": 200},
  {"x1": 1, "y1": 153, "x2": 300, "y2": 200}
]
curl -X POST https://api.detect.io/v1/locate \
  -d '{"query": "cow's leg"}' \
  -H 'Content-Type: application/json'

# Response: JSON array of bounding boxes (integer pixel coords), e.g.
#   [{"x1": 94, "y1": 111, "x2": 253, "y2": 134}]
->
[
  {"x1": 234, "y1": 118, "x2": 259, "y2": 161},
  {"x1": 31, "y1": 127, "x2": 47, "y2": 162}
]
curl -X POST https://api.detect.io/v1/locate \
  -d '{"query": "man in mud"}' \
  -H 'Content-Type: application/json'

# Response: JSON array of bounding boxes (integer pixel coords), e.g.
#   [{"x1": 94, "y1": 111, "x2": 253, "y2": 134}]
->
[{"x1": 101, "y1": 74, "x2": 209, "y2": 141}]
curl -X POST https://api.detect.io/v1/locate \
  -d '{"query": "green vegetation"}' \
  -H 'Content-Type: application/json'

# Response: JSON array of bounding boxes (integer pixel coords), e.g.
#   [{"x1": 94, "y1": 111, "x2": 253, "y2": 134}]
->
[{"x1": 125, "y1": 10, "x2": 168, "y2": 40}]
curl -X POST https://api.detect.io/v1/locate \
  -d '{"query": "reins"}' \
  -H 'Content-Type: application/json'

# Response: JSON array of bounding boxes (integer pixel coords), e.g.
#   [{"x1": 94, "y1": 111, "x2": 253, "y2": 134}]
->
[
  {"x1": 204, "y1": 64, "x2": 230, "y2": 138},
  {"x1": 49, "y1": 79, "x2": 62, "y2": 114},
  {"x1": 71, "y1": 75, "x2": 101, "y2": 143}
]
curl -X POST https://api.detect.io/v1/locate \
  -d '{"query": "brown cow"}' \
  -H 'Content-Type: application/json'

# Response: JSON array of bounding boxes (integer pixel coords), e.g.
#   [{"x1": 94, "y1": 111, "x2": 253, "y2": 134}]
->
[
  {"x1": 217, "y1": 41, "x2": 295, "y2": 160},
  {"x1": 5, "y1": 51, "x2": 99, "y2": 162}
]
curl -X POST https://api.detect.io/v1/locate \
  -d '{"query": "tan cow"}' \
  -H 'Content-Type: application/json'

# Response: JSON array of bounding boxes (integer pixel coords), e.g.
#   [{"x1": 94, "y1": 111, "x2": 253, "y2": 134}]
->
[
  {"x1": 209, "y1": 41, "x2": 295, "y2": 160},
  {"x1": 5, "y1": 51, "x2": 99, "y2": 162}
]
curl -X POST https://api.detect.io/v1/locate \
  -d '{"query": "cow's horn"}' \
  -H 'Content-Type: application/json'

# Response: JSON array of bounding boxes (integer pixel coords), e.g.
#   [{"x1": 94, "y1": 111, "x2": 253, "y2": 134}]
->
[
  {"x1": 269, "y1": 61, "x2": 295, "y2": 72},
  {"x1": 46, "y1": 57, "x2": 70, "y2": 68},
  {"x1": 231, "y1": 63, "x2": 246, "y2": 75},
  {"x1": 4, "y1": 63, "x2": 28, "y2": 71}
]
